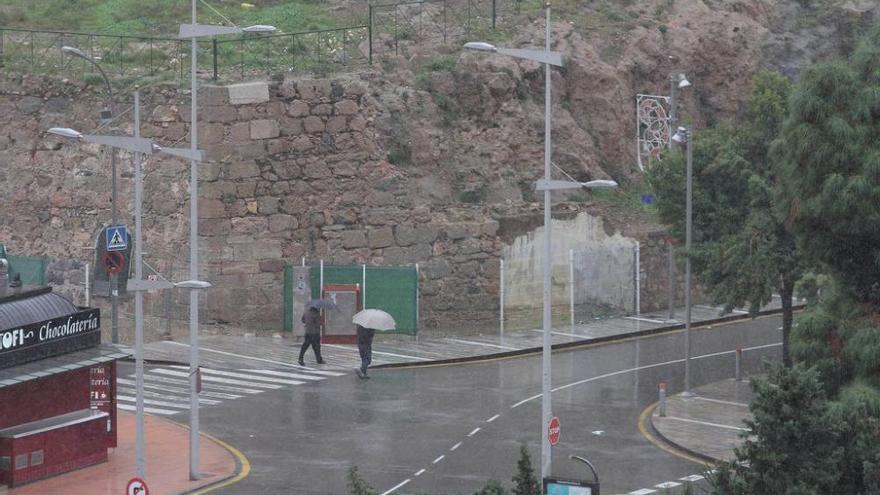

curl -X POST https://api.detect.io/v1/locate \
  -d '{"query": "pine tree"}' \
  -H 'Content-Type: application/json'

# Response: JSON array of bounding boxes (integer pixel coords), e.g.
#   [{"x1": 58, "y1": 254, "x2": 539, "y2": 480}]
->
[
  {"x1": 347, "y1": 466, "x2": 377, "y2": 495},
  {"x1": 474, "y1": 480, "x2": 508, "y2": 495},
  {"x1": 511, "y1": 445, "x2": 540, "y2": 495}
]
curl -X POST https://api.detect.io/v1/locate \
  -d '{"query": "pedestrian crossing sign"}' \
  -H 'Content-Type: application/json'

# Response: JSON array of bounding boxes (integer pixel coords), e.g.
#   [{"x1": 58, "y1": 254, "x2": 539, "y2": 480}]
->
[{"x1": 106, "y1": 225, "x2": 128, "y2": 252}]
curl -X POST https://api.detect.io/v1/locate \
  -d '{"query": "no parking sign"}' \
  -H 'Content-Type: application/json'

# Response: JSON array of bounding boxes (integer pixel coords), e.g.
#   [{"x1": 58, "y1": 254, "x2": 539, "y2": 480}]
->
[{"x1": 127, "y1": 478, "x2": 149, "y2": 495}]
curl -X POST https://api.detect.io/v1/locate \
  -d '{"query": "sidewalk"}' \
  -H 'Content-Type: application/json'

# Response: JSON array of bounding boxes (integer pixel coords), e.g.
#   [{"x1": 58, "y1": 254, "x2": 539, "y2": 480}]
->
[
  {"x1": 138, "y1": 298, "x2": 793, "y2": 370},
  {"x1": 651, "y1": 379, "x2": 753, "y2": 463},
  {"x1": 8, "y1": 412, "x2": 237, "y2": 495}
]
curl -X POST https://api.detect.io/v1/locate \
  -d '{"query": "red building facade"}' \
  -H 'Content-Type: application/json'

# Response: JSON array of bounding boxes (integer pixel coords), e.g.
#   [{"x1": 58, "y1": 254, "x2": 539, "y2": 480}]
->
[{"x1": 0, "y1": 286, "x2": 126, "y2": 487}]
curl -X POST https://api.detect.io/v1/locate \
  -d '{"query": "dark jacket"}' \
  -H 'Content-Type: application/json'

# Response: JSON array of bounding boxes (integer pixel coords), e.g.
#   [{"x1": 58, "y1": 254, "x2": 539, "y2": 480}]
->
[
  {"x1": 356, "y1": 325, "x2": 375, "y2": 346},
  {"x1": 302, "y1": 309, "x2": 321, "y2": 336}
]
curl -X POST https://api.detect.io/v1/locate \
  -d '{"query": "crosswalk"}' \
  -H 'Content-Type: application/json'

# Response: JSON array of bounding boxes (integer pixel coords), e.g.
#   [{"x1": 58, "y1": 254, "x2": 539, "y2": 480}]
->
[{"x1": 116, "y1": 365, "x2": 345, "y2": 416}]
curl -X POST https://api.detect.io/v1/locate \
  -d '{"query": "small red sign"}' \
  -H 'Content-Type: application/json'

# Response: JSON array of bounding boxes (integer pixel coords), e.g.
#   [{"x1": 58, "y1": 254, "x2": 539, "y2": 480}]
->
[
  {"x1": 127, "y1": 477, "x2": 149, "y2": 495},
  {"x1": 548, "y1": 416, "x2": 561, "y2": 446},
  {"x1": 102, "y1": 251, "x2": 126, "y2": 274}
]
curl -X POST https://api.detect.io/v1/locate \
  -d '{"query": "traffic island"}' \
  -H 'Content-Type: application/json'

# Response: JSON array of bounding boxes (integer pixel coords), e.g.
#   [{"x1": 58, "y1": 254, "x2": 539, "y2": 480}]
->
[{"x1": 7, "y1": 411, "x2": 238, "y2": 495}]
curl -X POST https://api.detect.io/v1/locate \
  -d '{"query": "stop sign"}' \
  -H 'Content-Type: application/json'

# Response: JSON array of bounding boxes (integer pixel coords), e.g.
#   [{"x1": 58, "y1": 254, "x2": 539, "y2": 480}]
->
[{"x1": 548, "y1": 416, "x2": 561, "y2": 446}]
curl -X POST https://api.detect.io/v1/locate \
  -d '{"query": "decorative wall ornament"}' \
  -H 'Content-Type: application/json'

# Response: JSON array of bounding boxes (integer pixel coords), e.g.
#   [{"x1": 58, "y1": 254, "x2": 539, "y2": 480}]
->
[{"x1": 636, "y1": 94, "x2": 671, "y2": 171}]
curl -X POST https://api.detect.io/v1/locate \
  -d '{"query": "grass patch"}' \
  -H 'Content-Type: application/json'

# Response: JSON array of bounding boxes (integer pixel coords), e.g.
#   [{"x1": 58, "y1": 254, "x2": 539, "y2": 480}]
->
[{"x1": 578, "y1": 182, "x2": 659, "y2": 220}]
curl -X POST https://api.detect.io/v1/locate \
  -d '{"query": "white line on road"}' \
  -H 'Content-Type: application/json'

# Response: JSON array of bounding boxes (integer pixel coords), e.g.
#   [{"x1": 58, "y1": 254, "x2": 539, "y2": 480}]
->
[
  {"x1": 628, "y1": 489, "x2": 657, "y2": 495},
  {"x1": 117, "y1": 403, "x2": 178, "y2": 416},
  {"x1": 162, "y1": 341, "x2": 345, "y2": 375},
  {"x1": 530, "y1": 329, "x2": 590, "y2": 338},
  {"x1": 660, "y1": 416, "x2": 748, "y2": 432},
  {"x1": 446, "y1": 338, "x2": 520, "y2": 351},
  {"x1": 118, "y1": 387, "x2": 222, "y2": 405},
  {"x1": 133, "y1": 373, "x2": 264, "y2": 394},
  {"x1": 433, "y1": 455, "x2": 445, "y2": 464},
  {"x1": 169, "y1": 366, "x2": 306, "y2": 385},
  {"x1": 487, "y1": 414, "x2": 500, "y2": 423},
  {"x1": 680, "y1": 474, "x2": 705, "y2": 482},
  {"x1": 694, "y1": 396, "x2": 750, "y2": 408},
  {"x1": 150, "y1": 368, "x2": 282, "y2": 389},
  {"x1": 468, "y1": 427, "x2": 481, "y2": 437},
  {"x1": 624, "y1": 316, "x2": 666, "y2": 324},
  {"x1": 511, "y1": 394, "x2": 542, "y2": 409},
  {"x1": 450, "y1": 443, "x2": 461, "y2": 451},
  {"x1": 322, "y1": 344, "x2": 432, "y2": 362},
  {"x1": 380, "y1": 478, "x2": 411, "y2": 495},
  {"x1": 414, "y1": 469, "x2": 426, "y2": 477},
  {"x1": 117, "y1": 395, "x2": 191, "y2": 409},
  {"x1": 245, "y1": 368, "x2": 334, "y2": 381},
  {"x1": 118, "y1": 377, "x2": 243, "y2": 400}
]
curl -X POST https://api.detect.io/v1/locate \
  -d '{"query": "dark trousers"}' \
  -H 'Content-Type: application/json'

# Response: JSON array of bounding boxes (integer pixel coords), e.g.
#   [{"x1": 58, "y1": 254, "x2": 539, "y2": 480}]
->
[
  {"x1": 358, "y1": 342, "x2": 372, "y2": 374},
  {"x1": 299, "y1": 334, "x2": 322, "y2": 362}
]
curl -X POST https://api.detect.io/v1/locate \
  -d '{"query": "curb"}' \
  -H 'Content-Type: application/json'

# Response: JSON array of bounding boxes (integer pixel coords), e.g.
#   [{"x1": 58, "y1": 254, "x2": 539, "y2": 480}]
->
[
  {"x1": 644, "y1": 402, "x2": 721, "y2": 465},
  {"x1": 372, "y1": 305, "x2": 804, "y2": 369}
]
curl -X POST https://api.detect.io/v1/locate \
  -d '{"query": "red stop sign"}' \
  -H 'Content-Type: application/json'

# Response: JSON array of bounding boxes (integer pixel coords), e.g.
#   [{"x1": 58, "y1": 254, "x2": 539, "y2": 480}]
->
[{"x1": 548, "y1": 416, "x2": 561, "y2": 446}]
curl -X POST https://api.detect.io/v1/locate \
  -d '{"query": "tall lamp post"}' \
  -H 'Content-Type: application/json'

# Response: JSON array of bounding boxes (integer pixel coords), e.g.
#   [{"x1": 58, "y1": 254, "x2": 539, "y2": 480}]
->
[
  {"x1": 61, "y1": 45, "x2": 121, "y2": 344},
  {"x1": 672, "y1": 126, "x2": 694, "y2": 395},
  {"x1": 48, "y1": 122, "x2": 202, "y2": 479},
  {"x1": 177, "y1": 12, "x2": 275, "y2": 479},
  {"x1": 466, "y1": 8, "x2": 617, "y2": 474},
  {"x1": 668, "y1": 73, "x2": 690, "y2": 149}
]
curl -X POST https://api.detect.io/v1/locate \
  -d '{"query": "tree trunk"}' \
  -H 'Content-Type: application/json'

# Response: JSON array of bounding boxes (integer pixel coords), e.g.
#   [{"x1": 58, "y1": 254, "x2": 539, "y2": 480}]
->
[{"x1": 781, "y1": 273, "x2": 794, "y2": 367}]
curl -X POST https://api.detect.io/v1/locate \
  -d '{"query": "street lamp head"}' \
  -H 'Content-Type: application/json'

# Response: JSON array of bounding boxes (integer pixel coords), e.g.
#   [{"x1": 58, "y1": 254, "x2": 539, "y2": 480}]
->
[
  {"x1": 464, "y1": 41, "x2": 498, "y2": 52},
  {"x1": 47, "y1": 127, "x2": 84, "y2": 139},
  {"x1": 61, "y1": 46, "x2": 89, "y2": 60},
  {"x1": 241, "y1": 24, "x2": 277, "y2": 33},
  {"x1": 582, "y1": 179, "x2": 618, "y2": 189},
  {"x1": 174, "y1": 280, "x2": 212, "y2": 290},
  {"x1": 678, "y1": 77, "x2": 691, "y2": 89},
  {"x1": 672, "y1": 126, "x2": 688, "y2": 144}
]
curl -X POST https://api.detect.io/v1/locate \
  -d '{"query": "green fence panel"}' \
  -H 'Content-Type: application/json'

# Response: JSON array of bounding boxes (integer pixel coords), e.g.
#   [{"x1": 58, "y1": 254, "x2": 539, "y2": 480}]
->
[
  {"x1": 309, "y1": 265, "x2": 418, "y2": 336},
  {"x1": 283, "y1": 265, "x2": 293, "y2": 333},
  {"x1": 6, "y1": 255, "x2": 47, "y2": 285}
]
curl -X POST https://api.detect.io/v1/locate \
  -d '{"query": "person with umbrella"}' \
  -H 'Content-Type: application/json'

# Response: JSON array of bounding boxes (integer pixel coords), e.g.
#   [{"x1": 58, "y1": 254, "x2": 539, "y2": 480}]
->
[
  {"x1": 300, "y1": 300, "x2": 332, "y2": 366},
  {"x1": 352, "y1": 309, "x2": 396, "y2": 379}
]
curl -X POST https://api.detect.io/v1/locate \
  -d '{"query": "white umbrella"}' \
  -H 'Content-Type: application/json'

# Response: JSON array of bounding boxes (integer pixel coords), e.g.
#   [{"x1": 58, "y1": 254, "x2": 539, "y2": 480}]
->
[{"x1": 352, "y1": 309, "x2": 396, "y2": 331}]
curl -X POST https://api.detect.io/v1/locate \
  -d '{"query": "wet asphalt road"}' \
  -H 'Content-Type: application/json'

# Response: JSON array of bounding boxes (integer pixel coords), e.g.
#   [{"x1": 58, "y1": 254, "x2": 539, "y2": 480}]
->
[{"x1": 200, "y1": 315, "x2": 783, "y2": 495}]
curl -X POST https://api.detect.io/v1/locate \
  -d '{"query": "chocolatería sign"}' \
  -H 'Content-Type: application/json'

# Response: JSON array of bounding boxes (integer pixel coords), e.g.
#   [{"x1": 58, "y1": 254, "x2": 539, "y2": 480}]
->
[{"x1": 0, "y1": 309, "x2": 101, "y2": 369}]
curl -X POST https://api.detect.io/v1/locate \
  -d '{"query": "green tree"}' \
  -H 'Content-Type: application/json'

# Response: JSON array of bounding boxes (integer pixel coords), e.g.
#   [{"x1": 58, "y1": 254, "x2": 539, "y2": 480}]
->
[
  {"x1": 347, "y1": 466, "x2": 377, "y2": 495},
  {"x1": 647, "y1": 71, "x2": 801, "y2": 365},
  {"x1": 474, "y1": 480, "x2": 508, "y2": 495},
  {"x1": 511, "y1": 445, "x2": 540, "y2": 495},
  {"x1": 774, "y1": 25, "x2": 880, "y2": 305}
]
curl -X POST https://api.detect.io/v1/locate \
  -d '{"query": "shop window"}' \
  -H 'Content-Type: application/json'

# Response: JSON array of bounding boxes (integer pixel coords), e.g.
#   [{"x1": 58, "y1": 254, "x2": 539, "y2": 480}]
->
[
  {"x1": 30, "y1": 450, "x2": 43, "y2": 466},
  {"x1": 0, "y1": 455, "x2": 9, "y2": 470},
  {"x1": 14, "y1": 454, "x2": 27, "y2": 470}
]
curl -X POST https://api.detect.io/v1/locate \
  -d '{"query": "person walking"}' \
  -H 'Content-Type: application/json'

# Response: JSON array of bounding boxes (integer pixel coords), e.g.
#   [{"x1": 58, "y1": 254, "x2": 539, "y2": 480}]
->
[
  {"x1": 299, "y1": 307, "x2": 325, "y2": 366},
  {"x1": 356, "y1": 324, "x2": 375, "y2": 379}
]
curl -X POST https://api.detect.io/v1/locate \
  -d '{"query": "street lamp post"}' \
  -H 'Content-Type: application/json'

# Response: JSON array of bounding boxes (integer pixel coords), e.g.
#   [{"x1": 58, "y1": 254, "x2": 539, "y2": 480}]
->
[
  {"x1": 177, "y1": 14, "x2": 275, "y2": 480},
  {"x1": 48, "y1": 122, "x2": 202, "y2": 479},
  {"x1": 672, "y1": 126, "x2": 694, "y2": 395},
  {"x1": 466, "y1": 21, "x2": 617, "y2": 477},
  {"x1": 668, "y1": 73, "x2": 690, "y2": 149},
  {"x1": 61, "y1": 45, "x2": 121, "y2": 345}
]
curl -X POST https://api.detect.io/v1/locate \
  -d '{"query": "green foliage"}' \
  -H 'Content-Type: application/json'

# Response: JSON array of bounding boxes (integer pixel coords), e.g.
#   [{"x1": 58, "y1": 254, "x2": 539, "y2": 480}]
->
[
  {"x1": 347, "y1": 466, "x2": 377, "y2": 495},
  {"x1": 511, "y1": 445, "x2": 539, "y2": 495},
  {"x1": 474, "y1": 480, "x2": 508, "y2": 495},
  {"x1": 774, "y1": 25, "x2": 880, "y2": 304},
  {"x1": 459, "y1": 184, "x2": 488, "y2": 204}
]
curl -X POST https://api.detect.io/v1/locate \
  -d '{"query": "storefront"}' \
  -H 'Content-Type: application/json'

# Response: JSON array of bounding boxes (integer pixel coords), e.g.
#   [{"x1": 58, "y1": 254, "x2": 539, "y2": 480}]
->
[{"x1": 0, "y1": 285, "x2": 126, "y2": 487}]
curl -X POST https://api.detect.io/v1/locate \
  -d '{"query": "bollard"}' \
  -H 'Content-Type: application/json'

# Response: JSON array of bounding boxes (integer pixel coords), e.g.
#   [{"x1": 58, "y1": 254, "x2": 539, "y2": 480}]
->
[
  {"x1": 735, "y1": 347, "x2": 742, "y2": 381},
  {"x1": 659, "y1": 382, "x2": 667, "y2": 417}
]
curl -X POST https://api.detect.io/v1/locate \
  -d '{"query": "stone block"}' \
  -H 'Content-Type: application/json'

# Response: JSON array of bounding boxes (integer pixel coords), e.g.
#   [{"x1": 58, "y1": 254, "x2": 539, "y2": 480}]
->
[
  {"x1": 236, "y1": 142, "x2": 267, "y2": 160},
  {"x1": 312, "y1": 103, "x2": 333, "y2": 116},
  {"x1": 349, "y1": 115, "x2": 367, "y2": 132},
  {"x1": 250, "y1": 119, "x2": 280, "y2": 140},
  {"x1": 199, "y1": 162, "x2": 222, "y2": 182},
  {"x1": 201, "y1": 85, "x2": 230, "y2": 106},
  {"x1": 457, "y1": 238, "x2": 482, "y2": 255},
  {"x1": 199, "y1": 123, "x2": 225, "y2": 144},
  {"x1": 266, "y1": 101, "x2": 286, "y2": 117},
  {"x1": 334, "y1": 99, "x2": 358, "y2": 115},
  {"x1": 258, "y1": 196, "x2": 280, "y2": 214},
  {"x1": 280, "y1": 117, "x2": 303, "y2": 136},
  {"x1": 226, "y1": 160, "x2": 261, "y2": 179},
  {"x1": 198, "y1": 198, "x2": 227, "y2": 218},
  {"x1": 230, "y1": 122, "x2": 251, "y2": 142},
  {"x1": 341, "y1": 230, "x2": 367, "y2": 248},
  {"x1": 364, "y1": 207, "x2": 408, "y2": 225},
  {"x1": 422, "y1": 258, "x2": 451, "y2": 279},
  {"x1": 291, "y1": 136, "x2": 314, "y2": 152},
  {"x1": 233, "y1": 240, "x2": 282, "y2": 260},
  {"x1": 202, "y1": 105, "x2": 238, "y2": 123},
  {"x1": 288, "y1": 100, "x2": 310, "y2": 117},
  {"x1": 304, "y1": 116, "x2": 325, "y2": 133},
  {"x1": 259, "y1": 259, "x2": 286, "y2": 273},
  {"x1": 268, "y1": 213, "x2": 298, "y2": 233},
  {"x1": 396, "y1": 224, "x2": 440, "y2": 246},
  {"x1": 228, "y1": 81, "x2": 270, "y2": 105},
  {"x1": 482, "y1": 220, "x2": 500, "y2": 236},
  {"x1": 151, "y1": 105, "x2": 177, "y2": 122},
  {"x1": 266, "y1": 138, "x2": 289, "y2": 156},
  {"x1": 326, "y1": 116, "x2": 348, "y2": 134},
  {"x1": 231, "y1": 216, "x2": 268, "y2": 235},
  {"x1": 221, "y1": 261, "x2": 261, "y2": 275}
]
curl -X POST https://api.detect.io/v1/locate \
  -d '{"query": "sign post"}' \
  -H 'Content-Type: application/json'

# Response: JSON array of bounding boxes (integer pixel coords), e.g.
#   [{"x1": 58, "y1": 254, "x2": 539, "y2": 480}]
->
[{"x1": 548, "y1": 416, "x2": 561, "y2": 446}]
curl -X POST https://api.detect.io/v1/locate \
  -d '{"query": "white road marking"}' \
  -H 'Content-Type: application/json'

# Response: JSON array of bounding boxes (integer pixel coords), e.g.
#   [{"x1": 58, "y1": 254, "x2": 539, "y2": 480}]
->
[
  {"x1": 655, "y1": 481, "x2": 682, "y2": 489},
  {"x1": 660, "y1": 416, "x2": 749, "y2": 432},
  {"x1": 450, "y1": 443, "x2": 461, "y2": 451},
  {"x1": 530, "y1": 329, "x2": 589, "y2": 338},
  {"x1": 511, "y1": 394, "x2": 542, "y2": 409},
  {"x1": 446, "y1": 338, "x2": 520, "y2": 351},
  {"x1": 680, "y1": 474, "x2": 705, "y2": 482},
  {"x1": 117, "y1": 403, "x2": 178, "y2": 416},
  {"x1": 628, "y1": 489, "x2": 657, "y2": 495},
  {"x1": 468, "y1": 427, "x2": 481, "y2": 437},
  {"x1": 150, "y1": 368, "x2": 282, "y2": 389},
  {"x1": 118, "y1": 387, "x2": 221, "y2": 405},
  {"x1": 135, "y1": 373, "x2": 265, "y2": 394},
  {"x1": 117, "y1": 395, "x2": 191, "y2": 409},
  {"x1": 433, "y1": 455, "x2": 445, "y2": 464},
  {"x1": 414, "y1": 469, "x2": 425, "y2": 477},
  {"x1": 624, "y1": 316, "x2": 666, "y2": 324},
  {"x1": 245, "y1": 368, "x2": 337, "y2": 380},
  {"x1": 322, "y1": 344, "x2": 432, "y2": 361},
  {"x1": 118, "y1": 377, "x2": 244, "y2": 400},
  {"x1": 380, "y1": 478, "x2": 410, "y2": 495},
  {"x1": 162, "y1": 341, "x2": 346, "y2": 374},
  {"x1": 694, "y1": 396, "x2": 750, "y2": 408},
  {"x1": 487, "y1": 414, "x2": 500, "y2": 423},
  {"x1": 169, "y1": 366, "x2": 306, "y2": 385}
]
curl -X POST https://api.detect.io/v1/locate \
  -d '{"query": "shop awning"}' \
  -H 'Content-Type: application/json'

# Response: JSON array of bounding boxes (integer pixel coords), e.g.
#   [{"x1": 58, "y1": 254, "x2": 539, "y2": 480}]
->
[
  {"x1": 0, "y1": 288, "x2": 78, "y2": 332},
  {"x1": 0, "y1": 344, "x2": 129, "y2": 390}
]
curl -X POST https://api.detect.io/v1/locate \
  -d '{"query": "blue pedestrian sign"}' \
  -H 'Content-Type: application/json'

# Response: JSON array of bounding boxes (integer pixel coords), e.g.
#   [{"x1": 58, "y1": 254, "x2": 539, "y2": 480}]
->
[
  {"x1": 544, "y1": 478, "x2": 598, "y2": 495},
  {"x1": 106, "y1": 225, "x2": 128, "y2": 252}
]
